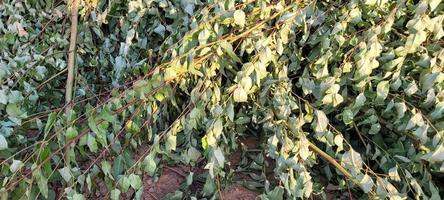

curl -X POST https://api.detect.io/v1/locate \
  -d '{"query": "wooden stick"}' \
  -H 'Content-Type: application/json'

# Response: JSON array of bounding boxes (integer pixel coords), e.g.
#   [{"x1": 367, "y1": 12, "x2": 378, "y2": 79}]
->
[
  {"x1": 308, "y1": 141, "x2": 352, "y2": 179},
  {"x1": 65, "y1": 0, "x2": 79, "y2": 113}
]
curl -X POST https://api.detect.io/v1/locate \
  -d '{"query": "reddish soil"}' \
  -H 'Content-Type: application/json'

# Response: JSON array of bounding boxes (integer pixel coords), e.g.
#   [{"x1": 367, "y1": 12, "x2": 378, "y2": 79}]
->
[
  {"x1": 77, "y1": 137, "x2": 264, "y2": 199},
  {"x1": 221, "y1": 184, "x2": 260, "y2": 200},
  {"x1": 224, "y1": 137, "x2": 261, "y2": 200},
  {"x1": 142, "y1": 165, "x2": 189, "y2": 200},
  {"x1": 138, "y1": 137, "x2": 262, "y2": 199},
  {"x1": 229, "y1": 137, "x2": 259, "y2": 165}
]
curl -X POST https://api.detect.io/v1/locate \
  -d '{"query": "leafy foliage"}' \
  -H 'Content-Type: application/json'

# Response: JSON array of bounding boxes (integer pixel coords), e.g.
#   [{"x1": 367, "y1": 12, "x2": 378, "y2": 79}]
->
[{"x1": 1, "y1": 0, "x2": 444, "y2": 199}]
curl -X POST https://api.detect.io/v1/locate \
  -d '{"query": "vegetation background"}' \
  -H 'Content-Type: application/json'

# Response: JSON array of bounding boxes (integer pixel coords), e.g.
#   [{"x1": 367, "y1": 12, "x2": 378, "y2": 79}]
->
[{"x1": 0, "y1": 0, "x2": 443, "y2": 199}]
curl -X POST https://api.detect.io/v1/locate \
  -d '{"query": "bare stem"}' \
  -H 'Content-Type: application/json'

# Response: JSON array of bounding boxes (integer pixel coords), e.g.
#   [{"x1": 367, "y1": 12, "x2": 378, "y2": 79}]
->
[
  {"x1": 308, "y1": 141, "x2": 352, "y2": 179},
  {"x1": 65, "y1": 0, "x2": 79, "y2": 112}
]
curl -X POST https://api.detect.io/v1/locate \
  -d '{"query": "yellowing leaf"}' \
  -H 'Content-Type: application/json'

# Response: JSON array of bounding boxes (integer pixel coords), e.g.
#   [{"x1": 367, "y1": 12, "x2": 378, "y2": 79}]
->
[
  {"x1": 233, "y1": 87, "x2": 248, "y2": 102},
  {"x1": 240, "y1": 76, "x2": 252, "y2": 91},
  {"x1": 314, "y1": 110, "x2": 328, "y2": 133},
  {"x1": 405, "y1": 30, "x2": 427, "y2": 53},
  {"x1": 233, "y1": 10, "x2": 246, "y2": 27},
  {"x1": 429, "y1": 0, "x2": 442, "y2": 11},
  {"x1": 376, "y1": 81, "x2": 389, "y2": 101},
  {"x1": 164, "y1": 67, "x2": 178, "y2": 80}
]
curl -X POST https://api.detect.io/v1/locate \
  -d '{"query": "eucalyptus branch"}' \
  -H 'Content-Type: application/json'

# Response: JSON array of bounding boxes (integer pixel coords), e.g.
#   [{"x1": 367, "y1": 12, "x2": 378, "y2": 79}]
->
[
  {"x1": 65, "y1": 0, "x2": 79, "y2": 112},
  {"x1": 307, "y1": 141, "x2": 352, "y2": 179}
]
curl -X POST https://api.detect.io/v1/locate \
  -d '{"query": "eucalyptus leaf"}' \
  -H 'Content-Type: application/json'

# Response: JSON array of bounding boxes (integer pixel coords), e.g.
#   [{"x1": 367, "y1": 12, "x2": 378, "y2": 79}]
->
[{"x1": 0, "y1": 135, "x2": 7, "y2": 150}]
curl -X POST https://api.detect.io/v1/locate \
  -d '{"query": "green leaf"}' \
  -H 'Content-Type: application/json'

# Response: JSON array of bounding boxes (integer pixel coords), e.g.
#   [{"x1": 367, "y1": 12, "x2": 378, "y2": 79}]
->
[
  {"x1": 359, "y1": 174, "x2": 374, "y2": 193},
  {"x1": 354, "y1": 93, "x2": 367, "y2": 108},
  {"x1": 110, "y1": 189, "x2": 121, "y2": 200},
  {"x1": 73, "y1": 193, "x2": 86, "y2": 200},
  {"x1": 342, "y1": 109, "x2": 354, "y2": 125},
  {"x1": 198, "y1": 28, "x2": 210, "y2": 45},
  {"x1": 7, "y1": 91, "x2": 24, "y2": 104},
  {"x1": 187, "y1": 147, "x2": 201, "y2": 162},
  {"x1": 87, "y1": 134, "x2": 98, "y2": 153},
  {"x1": 430, "y1": 102, "x2": 444, "y2": 120},
  {"x1": 220, "y1": 41, "x2": 241, "y2": 63},
  {"x1": 369, "y1": 123, "x2": 381, "y2": 135},
  {"x1": 166, "y1": 133, "x2": 177, "y2": 152},
  {"x1": 422, "y1": 144, "x2": 444, "y2": 163},
  {"x1": 143, "y1": 153, "x2": 157, "y2": 176},
  {"x1": 162, "y1": 191, "x2": 183, "y2": 200},
  {"x1": 227, "y1": 103, "x2": 234, "y2": 121},
  {"x1": 420, "y1": 72, "x2": 439, "y2": 91},
  {"x1": 0, "y1": 89, "x2": 7, "y2": 104},
  {"x1": 6, "y1": 103, "x2": 23, "y2": 118},
  {"x1": 414, "y1": 125, "x2": 429, "y2": 144},
  {"x1": 44, "y1": 112, "x2": 57, "y2": 135},
  {"x1": 88, "y1": 116, "x2": 108, "y2": 146},
  {"x1": 154, "y1": 24, "x2": 166, "y2": 37},
  {"x1": 34, "y1": 66, "x2": 47, "y2": 80},
  {"x1": 58, "y1": 167, "x2": 72, "y2": 183},
  {"x1": 10, "y1": 159, "x2": 23, "y2": 172},
  {"x1": 186, "y1": 172, "x2": 194, "y2": 186},
  {"x1": 100, "y1": 106, "x2": 117, "y2": 123},
  {"x1": 233, "y1": 87, "x2": 248, "y2": 102},
  {"x1": 267, "y1": 186, "x2": 284, "y2": 200},
  {"x1": 33, "y1": 168, "x2": 48, "y2": 198},
  {"x1": 65, "y1": 127, "x2": 78, "y2": 140},
  {"x1": 114, "y1": 56, "x2": 126, "y2": 78},
  {"x1": 404, "y1": 81, "x2": 418, "y2": 96},
  {"x1": 376, "y1": 81, "x2": 389, "y2": 102},
  {"x1": 213, "y1": 148, "x2": 225, "y2": 166},
  {"x1": 0, "y1": 135, "x2": 8, "y2": 150},
  {"x1": 119, "y1": 176, "x2": 130, "y2": 192},
  {"x1": 125, "y1": 120, "x2": 140, "y2": 133},
  {"x1": 233, "y1": 10, "x2": 246, "y2": 27},
  {"x1": 101, "y1": 161, "x2": 112, "y2": 178},
  {"x1": 129, "y1": 174, "x2": 143, "y2": 190},
  {"x1": 202, "y1": 176, "x2": 216, "y2": 196},
  {"x1": 113, "y1": 155, "x2": 124, "y2": 178},
  {"x1": 405, "y1": 112, "x2": 423, "y2": 130},
  {"x1": 341, "y1": 149, "x2": 363, "y2": 172}
]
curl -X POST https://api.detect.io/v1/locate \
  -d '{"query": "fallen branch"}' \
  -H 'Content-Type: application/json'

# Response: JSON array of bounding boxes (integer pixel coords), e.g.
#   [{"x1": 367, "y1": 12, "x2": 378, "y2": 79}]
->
[
  {"x1": 308, "y1": 141, "x2": 352, "y2": 179},
  {"x1": 65, "y1": 0, "x2": 79, "y2": 112}
]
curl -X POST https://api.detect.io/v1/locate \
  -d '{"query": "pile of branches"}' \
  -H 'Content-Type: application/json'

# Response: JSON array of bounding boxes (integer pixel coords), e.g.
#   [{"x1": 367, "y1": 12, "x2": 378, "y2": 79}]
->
[{"x1": 0, "y1": 0, "x2": 443, "y2": 199}]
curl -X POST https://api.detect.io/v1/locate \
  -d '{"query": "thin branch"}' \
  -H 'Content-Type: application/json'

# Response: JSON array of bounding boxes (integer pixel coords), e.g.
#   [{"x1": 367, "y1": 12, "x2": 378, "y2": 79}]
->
[
  {"x1": 65, "y1": 0, "x2": 79, "y2": 112},
  {"x1": 353, "y1": 122, "x2": 368, "y2": 148},
  {"x1": 308, "y1": 141, "x2": 352, "y2": 179}
]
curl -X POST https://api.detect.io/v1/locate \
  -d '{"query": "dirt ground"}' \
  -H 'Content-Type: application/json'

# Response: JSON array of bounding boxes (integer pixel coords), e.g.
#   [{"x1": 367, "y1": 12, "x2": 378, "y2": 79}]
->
[
  {"x1": 142, "y1": 165, "x2": 189, "y2": 200},
  {"x1": 140, "y1": 165, "x2": 259, "y2": 200},
  {"x1": 78, "y1": 137, "x2": 261, "y2": 199},
  {"x1": 71, "y1": 136, "x2": 347, "y2": 199},
  {"x1": 221, "y1": 184, "x2": 260, "y2": 200},
  {"x1": 140, "y1": 137, "x2": 261, "y2": 200}
]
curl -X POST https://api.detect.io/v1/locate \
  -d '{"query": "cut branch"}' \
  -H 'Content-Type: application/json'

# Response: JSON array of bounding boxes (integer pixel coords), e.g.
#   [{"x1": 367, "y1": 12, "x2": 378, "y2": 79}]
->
[
  {"x1": 65, "y1": 0, "x2": 79, "y2": 112},
  {"x1": 308, "y1": 141, "x2": 352, "y2": 179}
]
